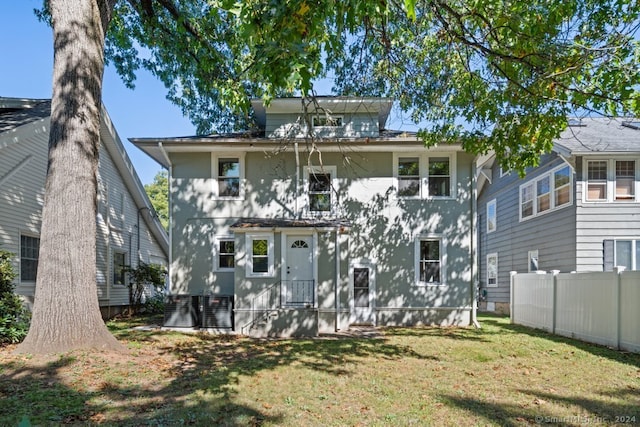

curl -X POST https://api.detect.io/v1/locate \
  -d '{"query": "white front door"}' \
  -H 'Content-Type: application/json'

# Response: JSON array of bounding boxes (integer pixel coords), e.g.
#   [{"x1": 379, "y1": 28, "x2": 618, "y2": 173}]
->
[
  {"x1": 284, "y1": 235, "x2": 314, "y2": 306},
  {"x1": 350, "y1": 264, "x2": 375, "y2": 325}
]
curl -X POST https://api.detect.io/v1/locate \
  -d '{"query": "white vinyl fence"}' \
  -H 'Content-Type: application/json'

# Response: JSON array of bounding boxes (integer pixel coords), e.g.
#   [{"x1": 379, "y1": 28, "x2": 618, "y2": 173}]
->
[{"x1": 510, "y1": 268, "x2": 640, "y2": 353}]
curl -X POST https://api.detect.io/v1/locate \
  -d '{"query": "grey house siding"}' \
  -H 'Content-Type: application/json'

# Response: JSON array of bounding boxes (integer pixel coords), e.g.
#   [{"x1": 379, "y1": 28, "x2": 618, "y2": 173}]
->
[
  {"x1": 574, "y1": 156, "x2": 640, "y2": 271},
  {"x1": 478, "y1": 153, "x2": 577, "y2": 306},
  {"x1": 266, "y1": 113, "x2": 381, "y2": 139},
  {"x1": 169, "y1": 148, "x2": 474, "y2": 331}
]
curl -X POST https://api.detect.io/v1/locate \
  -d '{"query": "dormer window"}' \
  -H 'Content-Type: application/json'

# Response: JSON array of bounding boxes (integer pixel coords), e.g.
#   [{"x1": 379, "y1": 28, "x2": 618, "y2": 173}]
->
[{"x1": 312, "y1": 116, "x2": 343, "y2": 127}]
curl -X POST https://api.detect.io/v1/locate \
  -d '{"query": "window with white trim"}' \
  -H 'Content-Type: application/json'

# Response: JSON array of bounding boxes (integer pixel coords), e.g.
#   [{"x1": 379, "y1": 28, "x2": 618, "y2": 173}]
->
[
  {"x1": 615, "y1": 160, "x2": 635, "y2": 201},
  {"x1": 585, "y1": 158, "x2": 639, "y2": 203},
  {"x1": 415, "y1": 237, "x2": 444, "y2": 285},
  {"x1": 586, "y1": 160, "x2": 607, "y2": 201},
  {"x1": 20, "y1": 235, "x2": 40, "y2": 282},
  {"x1": 528, "y1": 250, "x2": 539, "y2": 272},
  {"x1": 519, "y1": 164, "x2": 572, "y2": 221},
  {"x1": 112, "y1": 249, "x2": 127, "y2": 286},
  {"x1": 487, "y1": 199, "x2": 497, "y2": 233},
  {"x1": 304, "y1": 166, "x2": 337, "y2": 214},
  {"x1": 214, "y1": 236, "x2": 235, "y2": 271},
  {"x1": 394, "y1": 153, "x2": 456, "y2": 199},
  {"x1": 607, "y1": 240, "x2": 640, "y2": 270},
  {"x1": 212, "y1": 153, "x2": 244, "y2": 199},
  {"x1": 487, "y1": 253, "x2": 498, "y2": 287},
  {"x1": 246, "y1": 233, "x2": 274, "y2": 277}
]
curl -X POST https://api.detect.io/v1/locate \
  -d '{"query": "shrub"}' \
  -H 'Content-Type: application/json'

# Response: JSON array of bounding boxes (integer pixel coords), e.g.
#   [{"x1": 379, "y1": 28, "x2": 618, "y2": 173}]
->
[
  {"x1": 143, "y1": 293, "x2": 165, "y2": 314},
  {"x1": 0, "y1": 250, "x2": 30, "y2": 344},
  {"x1": 126, "y1": 262, "x2": 167, "y2": 315}
]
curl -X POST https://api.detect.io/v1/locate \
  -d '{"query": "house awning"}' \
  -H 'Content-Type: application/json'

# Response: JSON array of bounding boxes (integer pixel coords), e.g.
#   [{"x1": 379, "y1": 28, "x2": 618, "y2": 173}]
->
[{"x1": 230, "y1": 217, "x2": 351, "y2": 232}]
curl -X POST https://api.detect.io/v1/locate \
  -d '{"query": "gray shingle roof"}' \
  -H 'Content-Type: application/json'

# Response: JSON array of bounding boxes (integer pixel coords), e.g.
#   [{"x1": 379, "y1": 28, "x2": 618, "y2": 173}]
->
[{"x1": 555, "y1": 117, "x2": 640, "y2": 154}]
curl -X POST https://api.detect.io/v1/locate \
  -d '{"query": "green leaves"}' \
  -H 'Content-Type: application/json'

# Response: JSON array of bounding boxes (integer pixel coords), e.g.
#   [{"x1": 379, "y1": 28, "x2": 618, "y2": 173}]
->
[{"x1": 104, "y1": 0, "x2": 639, "y2": 171}]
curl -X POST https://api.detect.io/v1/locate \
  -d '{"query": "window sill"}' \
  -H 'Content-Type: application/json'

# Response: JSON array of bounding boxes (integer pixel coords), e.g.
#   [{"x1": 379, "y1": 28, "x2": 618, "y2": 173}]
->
[
  {"x1": 415, "y1": 282, "x2": 446, "y2": 287},
  {"x1": 212, "y1": 196, "x2": 245, "y2": 201},
  {"x1": 214, "y1": 268, "x2": 235, "y2": 273}
]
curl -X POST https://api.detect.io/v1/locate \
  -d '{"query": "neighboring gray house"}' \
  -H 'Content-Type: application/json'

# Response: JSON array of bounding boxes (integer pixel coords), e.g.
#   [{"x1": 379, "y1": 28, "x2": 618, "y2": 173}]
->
[
  {"x1": 477, "y1": 118, "x2": 640, "y2": 314},
  {"x1": 132, "y1": 97, "x2": 478, "y2": 336},
  {"x1": 0, "y1": 97, "x2": 169, "y2": 318}
]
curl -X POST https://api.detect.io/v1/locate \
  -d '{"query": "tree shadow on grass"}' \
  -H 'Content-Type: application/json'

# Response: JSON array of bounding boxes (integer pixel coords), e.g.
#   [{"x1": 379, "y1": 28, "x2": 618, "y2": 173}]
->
[
  {"x1": 480, "y1": 315, "x2": 640, "y2": 369},
  {"x1": 440, "y1": 385, "x2": 640, "y2": 427},
  {"x1": 0, "y1": 331, "x2": 429, "y2": 425}
]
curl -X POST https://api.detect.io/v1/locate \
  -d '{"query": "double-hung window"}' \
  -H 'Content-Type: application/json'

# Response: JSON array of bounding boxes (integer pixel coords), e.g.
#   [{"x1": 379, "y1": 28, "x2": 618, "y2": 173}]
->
[
  {"x1": 304, "y1": 166, "x2": 336, "y2": 215},
  {"x1": 246, "y1": 233, "x2": 274, "y2": 277},
  {"x1": 586, "y1": 160, "x2": 608, "y2": 201},
  {"x1": 415, "y1": 236, "x2": 445, "y2": 285},
  {"x1": 20, "y1": 235, "x2": 40, "y2": 282},
  {"x1": 519, "y1": 164, "x2": 572, "y2": 220},
  {"x1": 615, "y1": 160, "x2": 635, "y2": 201},
  {"x1": 215, "y1": 236, "x2": 235, "y2": 271},
  {"x1": 586, "y1": 159, "x2": 638, "y2": 202},
  {"x1": 428, "y1": 157, "x2": 451, "y2": 197},
  {"x1": 212, "y1": 153, "x2": 244, "y2": 199},
  {"x1": 394, "y1": 153, "x2": 455, "y2": 199},
  {"x1": 397, "y1": 157, "x2": 420, "y2": 197}
]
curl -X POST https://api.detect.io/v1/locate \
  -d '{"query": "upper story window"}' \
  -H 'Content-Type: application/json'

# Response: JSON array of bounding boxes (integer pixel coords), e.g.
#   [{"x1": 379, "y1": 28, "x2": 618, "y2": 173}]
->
[
  {"x1": 20, "y1": 235, "x2": 40, "y2": 282},
  {"x1": 487, "y1": 199, "x2": 497, "y2": 233},
  {"x1": 394, "y1": 153, "x2": 456, "y2": 199},
  {"x1": 586, "y1": 160, "x2": 607, "y2": 201},
  {"x1": 616, "y1": 160, "x2": 635, "y2": 201},
  {"x1": 303, "y1": 166, "x2": 337, "y2": 215},
  {"x1": 397, "y1": 157, "x2": 420, "y2": 197},
  {"x1": 585, "y1": 158, "x2": 638, "y2": 203},
  {"x1": 520, "y1": 164, "x2": 572, "y2": 221},
  {"x1": 212, "y1": 153, "x2": 245, "y2": 200},
  {"x1": 428, "y1": 157, "x2": 451, "y2": 197},
  {"x1": 312, "y1": 115, "x2": 343, "y2": 127}
]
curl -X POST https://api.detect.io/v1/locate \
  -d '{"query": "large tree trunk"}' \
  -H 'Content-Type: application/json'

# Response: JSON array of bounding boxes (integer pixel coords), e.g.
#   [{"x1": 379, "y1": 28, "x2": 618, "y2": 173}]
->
[{"x1": 16, "y1": 0, "x2": 122, "y2": 354}]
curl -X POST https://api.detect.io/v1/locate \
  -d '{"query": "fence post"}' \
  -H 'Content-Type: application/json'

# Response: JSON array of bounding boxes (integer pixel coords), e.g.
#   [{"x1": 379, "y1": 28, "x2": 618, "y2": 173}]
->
[
  {"x1": 614, "y1": 266, "x2": 625, "y2": 350},
  {"x1": 510, "y1": 271, "x2": 517, "y2": 323},
  {"x1": 551, "y1": 270, "x2": 560, "y2": 335}
]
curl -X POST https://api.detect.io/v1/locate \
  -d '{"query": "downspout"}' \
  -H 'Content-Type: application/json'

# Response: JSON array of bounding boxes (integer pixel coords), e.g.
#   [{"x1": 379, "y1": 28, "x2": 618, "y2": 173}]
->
[
  {"x1": 471, "y1": 160, "x2": 480, "y2": 328},
  {"x1": 335, "y1": 229, "x2": 340, "y2": 332},
  {"x1": 294, "y1": 142, "x2": 300, "y2": 216},
  {"x1": 158, "y1": 142, "x2": 173, "y2": 293},
  {"x1": 137, "y1": 206, "x2": 150, "y2": 263}
]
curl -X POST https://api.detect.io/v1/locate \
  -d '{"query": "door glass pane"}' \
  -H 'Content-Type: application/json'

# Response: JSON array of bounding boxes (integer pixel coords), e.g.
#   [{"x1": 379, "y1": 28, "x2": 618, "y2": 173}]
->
[{"x1": 354, "y1": 268, "x2": 369, "y2": 307}]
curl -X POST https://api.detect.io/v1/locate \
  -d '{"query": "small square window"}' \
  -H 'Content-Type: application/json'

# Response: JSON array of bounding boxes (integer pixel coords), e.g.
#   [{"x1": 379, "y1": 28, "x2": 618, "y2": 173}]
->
[{"x1": 312, "y1": 116, "x2": 343, "y2": 127}]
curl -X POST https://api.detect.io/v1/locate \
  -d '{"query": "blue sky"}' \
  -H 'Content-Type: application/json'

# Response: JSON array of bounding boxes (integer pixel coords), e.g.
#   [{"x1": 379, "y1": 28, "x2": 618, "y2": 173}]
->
[
  {"x1": 0, "y1": 1, "x2": 194, "y2": 185},
  {"x1": 0, "y1": 2, "x2": 420, "y2": 185}
]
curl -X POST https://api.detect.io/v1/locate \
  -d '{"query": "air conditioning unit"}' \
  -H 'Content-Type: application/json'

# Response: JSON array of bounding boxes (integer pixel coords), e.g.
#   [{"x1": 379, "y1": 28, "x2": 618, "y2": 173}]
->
[
  {"x1": 202, "y1": 295, "x2": 234, "y2": 330},
  {"x1": 164, "y1": 295, "x2": 200, "y2": 328}
]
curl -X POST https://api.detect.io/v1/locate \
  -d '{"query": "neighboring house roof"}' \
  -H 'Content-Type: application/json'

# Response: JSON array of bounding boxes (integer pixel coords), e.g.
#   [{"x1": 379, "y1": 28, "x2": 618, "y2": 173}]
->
[
  {"x1": 554, "y1": 117, "x2": 640, "y2": 155},
  {"x1": 0, "y1": 96, "x2": 169, "y2": 257}
]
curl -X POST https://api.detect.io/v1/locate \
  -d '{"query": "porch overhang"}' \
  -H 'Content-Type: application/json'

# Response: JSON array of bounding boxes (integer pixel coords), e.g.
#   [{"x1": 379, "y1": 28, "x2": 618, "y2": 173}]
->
[{"x1": 230, "y1": 217, "x2": 351, "y2": 233}]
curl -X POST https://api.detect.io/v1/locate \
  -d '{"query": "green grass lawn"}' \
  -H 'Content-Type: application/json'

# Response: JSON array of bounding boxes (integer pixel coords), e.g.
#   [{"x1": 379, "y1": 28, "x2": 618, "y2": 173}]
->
[{"x1": 1, "y1": 314, "x2": 639, "y2": 426}]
